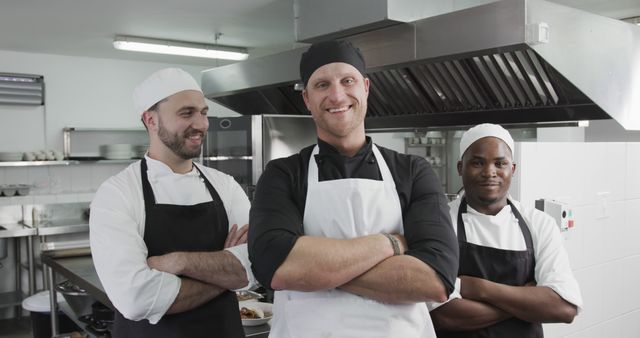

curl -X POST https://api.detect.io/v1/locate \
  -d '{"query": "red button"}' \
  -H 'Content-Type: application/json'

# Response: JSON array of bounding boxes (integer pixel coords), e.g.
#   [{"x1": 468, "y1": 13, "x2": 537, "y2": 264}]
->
[{"x1": 568, "y1": 220, "x2": 574, "y2": 228}]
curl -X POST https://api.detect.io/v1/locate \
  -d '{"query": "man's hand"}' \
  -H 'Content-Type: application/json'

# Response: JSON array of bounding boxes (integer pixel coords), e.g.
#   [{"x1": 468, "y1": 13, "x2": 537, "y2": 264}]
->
[
  {"x1": 148, "y1": 252, "x2": 185, "y2": 275},
  {"x1": 225, "y1": 223, "x2": 249, "y2": 248},
  {"x1": 458, "y1": 275, "x2": 577, "y2": 323}
]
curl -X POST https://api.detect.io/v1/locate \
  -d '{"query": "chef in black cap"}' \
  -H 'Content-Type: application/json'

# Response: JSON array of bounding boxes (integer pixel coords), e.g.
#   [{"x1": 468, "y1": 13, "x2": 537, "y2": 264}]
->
[{"x1": 248, "y1": 40, "x2": 459, "y2": 338}]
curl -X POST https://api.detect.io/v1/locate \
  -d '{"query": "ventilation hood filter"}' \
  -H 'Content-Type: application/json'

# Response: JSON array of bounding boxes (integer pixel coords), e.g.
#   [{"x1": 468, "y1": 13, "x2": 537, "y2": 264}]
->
[{"x1": 203, "y1": 0, "x2": 640, "y2": 130}]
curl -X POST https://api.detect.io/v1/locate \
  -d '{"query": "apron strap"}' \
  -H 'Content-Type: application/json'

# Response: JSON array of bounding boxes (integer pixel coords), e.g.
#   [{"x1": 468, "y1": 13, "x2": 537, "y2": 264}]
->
[
  {"x1": 457, "y1": 198, "x2": 535, "y2": 252},
  {"x1": 140, "y1": 158, "x2": 156, "y2": 207},
  {"x1": 141, "y1": 159, "x2": 223, "y2": 208}
]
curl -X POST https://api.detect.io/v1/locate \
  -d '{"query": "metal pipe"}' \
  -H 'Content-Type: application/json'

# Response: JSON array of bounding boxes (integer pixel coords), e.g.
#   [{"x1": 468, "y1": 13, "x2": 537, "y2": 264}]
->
[{"x1": 46, "y1": 265, "x2": 59, "y2": 336}]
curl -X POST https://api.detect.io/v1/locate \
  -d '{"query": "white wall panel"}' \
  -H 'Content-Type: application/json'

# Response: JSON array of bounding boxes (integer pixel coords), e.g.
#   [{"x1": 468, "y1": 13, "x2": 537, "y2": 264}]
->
[
  {"x1": 620, "y1": 310, "x2": 640, "y2": 338},
  {"x1": 518, "y1": 142, "x2": 640, "y2": 337},
  {"x1": 623, "y1": 200, "x2": 640, "y2": 257},
  {"x1": 572, "y1": 267, "x2": 604, "y2": 332},
  {"x1": 626, "y1": 143, "x2": 640, "y2": 199}
]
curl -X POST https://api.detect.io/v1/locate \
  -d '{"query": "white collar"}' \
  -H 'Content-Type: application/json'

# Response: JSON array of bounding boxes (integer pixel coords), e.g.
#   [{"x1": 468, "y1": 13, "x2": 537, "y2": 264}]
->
[{"x1": 144, "y1": 155, "x2": 200, "y2": 179}]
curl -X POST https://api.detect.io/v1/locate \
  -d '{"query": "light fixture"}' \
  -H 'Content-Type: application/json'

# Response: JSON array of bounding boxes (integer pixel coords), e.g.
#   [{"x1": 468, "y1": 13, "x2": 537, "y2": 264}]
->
[{"x1": 113, "y1": 35, "x2": 249, "y2": 61}]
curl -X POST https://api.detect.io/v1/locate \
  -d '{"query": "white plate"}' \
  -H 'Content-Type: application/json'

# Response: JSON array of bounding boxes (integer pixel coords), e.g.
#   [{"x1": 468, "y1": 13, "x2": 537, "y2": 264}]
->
[{"x1": 239, "y1": 302, "x2": 273, "y2": 327}]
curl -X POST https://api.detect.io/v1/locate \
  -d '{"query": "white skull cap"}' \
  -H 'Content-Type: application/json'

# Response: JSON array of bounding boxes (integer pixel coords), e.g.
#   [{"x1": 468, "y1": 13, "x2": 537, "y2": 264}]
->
[
  {"x1": 459, "y1": 123, "x2": 514, "y2": 159},
  {"x1": 132, "y1": 68, "x2": 202, "y2": 116}
]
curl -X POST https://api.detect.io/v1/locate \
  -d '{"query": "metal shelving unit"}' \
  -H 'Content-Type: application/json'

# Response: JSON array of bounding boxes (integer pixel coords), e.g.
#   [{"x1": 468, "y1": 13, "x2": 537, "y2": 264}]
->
[
  {"x1": 62, "y1": 127, "x2": 146, "y2": 160},
  {"x1": 405, "y1": 135, "x2": 449, "y2": 191}
]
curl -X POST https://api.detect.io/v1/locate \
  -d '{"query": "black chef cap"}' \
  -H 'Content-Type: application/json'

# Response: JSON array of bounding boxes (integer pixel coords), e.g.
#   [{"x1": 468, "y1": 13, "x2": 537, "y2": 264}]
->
[{"x1": 299, "y1": 40, "x2": 366, "y2": 87}]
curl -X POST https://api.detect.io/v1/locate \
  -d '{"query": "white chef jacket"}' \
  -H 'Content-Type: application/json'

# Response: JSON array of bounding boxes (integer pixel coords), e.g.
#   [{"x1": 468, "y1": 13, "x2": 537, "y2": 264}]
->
[
  {"x1": 427, "y1": 196, "x2": 583, "y2": 312},
  {"x1": 90, "y1": 155, "x2": 256, "y2": 324}
]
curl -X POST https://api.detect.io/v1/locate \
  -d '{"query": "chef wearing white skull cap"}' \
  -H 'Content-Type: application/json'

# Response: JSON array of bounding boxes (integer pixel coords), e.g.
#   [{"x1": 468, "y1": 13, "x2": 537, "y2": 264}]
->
[
  {"x1": 90, "y1": 67, "x2": 255, "y2": 338},
  {"x1": 428, "y1": 123, "x2": 582, "y2": 338}
]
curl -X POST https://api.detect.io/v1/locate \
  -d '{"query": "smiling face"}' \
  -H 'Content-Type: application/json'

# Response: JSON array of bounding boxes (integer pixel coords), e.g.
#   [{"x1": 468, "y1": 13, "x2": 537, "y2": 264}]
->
[
  {"x1": 302, "y1": 62, "x2": 369, "y2": 145},
  {"x1": 146, "y1": 90, "x2": 209, "y2": 161},
  {"x1": 457, "y1": 137, "x2": 516, "y2": 215}
]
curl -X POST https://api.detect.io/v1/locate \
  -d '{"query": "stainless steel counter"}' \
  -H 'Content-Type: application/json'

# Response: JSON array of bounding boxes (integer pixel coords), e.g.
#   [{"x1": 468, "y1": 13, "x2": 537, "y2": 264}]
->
[{"x1": 42, "y1": 255, "x2": 270, "y2": 337}]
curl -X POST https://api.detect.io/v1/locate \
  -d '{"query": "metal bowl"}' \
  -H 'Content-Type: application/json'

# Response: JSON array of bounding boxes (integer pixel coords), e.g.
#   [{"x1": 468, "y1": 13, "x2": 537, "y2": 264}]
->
[{"x1": 56, "y1": 280, "x2": 95, "y2": 317}]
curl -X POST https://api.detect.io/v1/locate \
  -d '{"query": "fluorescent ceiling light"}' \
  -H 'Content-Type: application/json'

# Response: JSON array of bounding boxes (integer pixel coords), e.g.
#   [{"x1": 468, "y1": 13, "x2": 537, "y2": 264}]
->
[{"x1": 113, "y1": 36, "x2": 248, "y2": 61}]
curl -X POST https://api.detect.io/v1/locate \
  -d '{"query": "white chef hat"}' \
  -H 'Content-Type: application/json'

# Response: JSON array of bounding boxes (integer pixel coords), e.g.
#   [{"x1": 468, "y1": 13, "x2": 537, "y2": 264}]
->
[
  {"x1": 459, "y1": 123, "x2": 514, "y2": 159},
  {"x1": 132, "y1": 68, "x2": 202, "y2": 116}
]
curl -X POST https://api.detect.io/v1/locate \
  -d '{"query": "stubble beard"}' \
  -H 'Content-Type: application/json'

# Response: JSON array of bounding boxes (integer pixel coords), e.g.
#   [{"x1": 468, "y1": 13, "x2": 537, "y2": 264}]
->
[{"x1": 157, "y1": 119, "x2": 203, "y2": 160}]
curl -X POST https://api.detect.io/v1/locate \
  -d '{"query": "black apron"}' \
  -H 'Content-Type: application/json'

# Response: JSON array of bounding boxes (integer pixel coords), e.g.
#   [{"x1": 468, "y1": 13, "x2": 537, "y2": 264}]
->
[
  {"x1": 437, "y1": 198, "x2": 543, "y2": 338},
  {"x1": 112, "y1": 159, "x2": 244, "y2": 338}
]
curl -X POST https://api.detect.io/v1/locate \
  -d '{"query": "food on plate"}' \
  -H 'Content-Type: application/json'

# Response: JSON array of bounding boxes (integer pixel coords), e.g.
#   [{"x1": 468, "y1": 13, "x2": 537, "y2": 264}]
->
[{"x1": 240, "y1": 306, "x2": 264, "y2": 319}]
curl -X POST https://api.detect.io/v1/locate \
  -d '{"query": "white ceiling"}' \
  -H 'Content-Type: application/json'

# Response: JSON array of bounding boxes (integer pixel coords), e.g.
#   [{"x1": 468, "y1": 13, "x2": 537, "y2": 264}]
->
[{"x1": 1, "y1": 0, "x2": 638, "y2": 67}]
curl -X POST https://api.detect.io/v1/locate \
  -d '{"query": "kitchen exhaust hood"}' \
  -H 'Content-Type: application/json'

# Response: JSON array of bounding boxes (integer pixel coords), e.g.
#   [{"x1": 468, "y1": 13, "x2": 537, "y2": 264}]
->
[{"x1": 202, "y1": 0, "x2": 640, "y2": 131}]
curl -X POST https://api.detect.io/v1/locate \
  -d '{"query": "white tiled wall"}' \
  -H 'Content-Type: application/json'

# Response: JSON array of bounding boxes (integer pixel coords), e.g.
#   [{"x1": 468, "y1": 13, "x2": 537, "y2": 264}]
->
[
  {"x1": 0, "y1": 163, "x2": 129, "y2": 205},
  {"x1": 513, "y1": 142, "x2": 640, "y2": 338}
]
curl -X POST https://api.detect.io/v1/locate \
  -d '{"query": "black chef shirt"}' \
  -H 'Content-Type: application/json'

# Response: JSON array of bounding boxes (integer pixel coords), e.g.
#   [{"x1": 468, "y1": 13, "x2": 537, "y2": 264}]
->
[{"x1": 248, "y1": 137, "x2": 458, "y2": 294}]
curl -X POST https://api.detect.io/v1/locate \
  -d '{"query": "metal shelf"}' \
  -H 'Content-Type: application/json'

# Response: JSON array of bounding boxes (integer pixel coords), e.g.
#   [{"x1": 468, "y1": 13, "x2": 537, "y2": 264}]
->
[
  {"x1": 63, "y1": 127, "x2": 145, "y2": 133},
  {"x1": 0, "y1": 161, "x2": 74, "y2": 167},
  {"x1": 406, "y1": 143, "x2": 446, "y2": 147},
  {"x1": 0, "y1": 290, "x2": 26, "y2": 308},
  {"x1": 204, "y1": 156, "x2": 253, "y2": 161},
  {"x1": 0, "y1": 159, "x2": 137, "y2": 167}
]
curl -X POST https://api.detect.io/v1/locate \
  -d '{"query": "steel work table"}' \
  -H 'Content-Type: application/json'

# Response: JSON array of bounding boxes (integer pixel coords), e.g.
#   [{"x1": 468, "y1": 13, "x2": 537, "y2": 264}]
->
[{"x1": 42, "y1": 254, "x2": 270, "y2": 337}]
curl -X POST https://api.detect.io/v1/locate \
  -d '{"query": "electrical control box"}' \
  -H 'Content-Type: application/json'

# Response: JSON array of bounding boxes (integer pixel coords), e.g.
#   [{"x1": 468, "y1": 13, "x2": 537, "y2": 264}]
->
[{"x1": 535, "y1": 199, "x2": 574, "y2": 232}]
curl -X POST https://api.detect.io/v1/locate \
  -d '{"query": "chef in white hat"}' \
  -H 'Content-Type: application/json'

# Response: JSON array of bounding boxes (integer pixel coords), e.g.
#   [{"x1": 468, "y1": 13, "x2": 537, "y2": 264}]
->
[
  {"x1": 90, "y1": 68, "x2": 255, "y2": 338},
  {"x1": 428, "y1": 123, "x2": 582, "y2": 338}
]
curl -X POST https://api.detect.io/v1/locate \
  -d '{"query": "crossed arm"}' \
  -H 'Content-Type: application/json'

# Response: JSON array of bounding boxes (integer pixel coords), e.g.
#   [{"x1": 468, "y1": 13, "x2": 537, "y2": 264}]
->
[
  {"x1": 271, "y1": 233, "x2": 448, "y2": 304},
  {"x1": 148, "y1": 224, "x2": 250, "y2": 313},
  {"x1": 431, "y1": 275, "x2": 578, "y2": 331}
]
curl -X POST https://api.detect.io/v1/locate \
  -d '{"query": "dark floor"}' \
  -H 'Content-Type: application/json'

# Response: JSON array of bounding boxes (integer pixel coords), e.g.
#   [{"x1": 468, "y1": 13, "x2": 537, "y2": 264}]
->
[{"x1": 0, "y1": 317, "x2": 31, "y2": 338}]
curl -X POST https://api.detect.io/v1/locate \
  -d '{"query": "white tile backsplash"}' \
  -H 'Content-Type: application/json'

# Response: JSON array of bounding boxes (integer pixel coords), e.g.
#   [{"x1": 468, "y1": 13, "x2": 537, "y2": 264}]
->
[
  {"x1": 70, "y1": 165, "x2": 92, "y2": 192},
  {"x1": 48, "y1": 166, "x2": 72, "y2": 193},
  {"x1": 519, "y1": 142, "x2": 640, "y2": 338},
  {"x1": 620, "y1": 310, "x2": 640, "y2": 338},
  {"x1": 90, "y1": 164, "x2": 116, "y2": 188},
  {"x1": 623, "y1": 199, "x2": 640, "y2": 257},
  {"x1": 0, "y1": 163, "x2": 128, "y2": 200},
  {"x1": 598, "y1": 318, "x2": 623, "y2": 338},
  {"x1": 4, "y1": 167, "x2": 29, "y2": 184},
  {"x1": 572, "y1": 267, "x2": 604, "y2": 331},
  {"x1": 626, "y1": 143, "x2": 640, "y2": 200}
]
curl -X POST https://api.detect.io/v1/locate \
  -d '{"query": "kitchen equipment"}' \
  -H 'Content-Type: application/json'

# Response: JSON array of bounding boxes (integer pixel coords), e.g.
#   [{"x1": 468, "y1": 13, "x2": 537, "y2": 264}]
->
[
  {"x1": 202, "y1": 0, "x2": 640, "y2": 131},
  {"x1": 55, "y1": 280, "x2": 95, "y2": 317},
  {"x1": 203, "y1": 115, "x2": 316, "y2": 199},
  {"x1": 99, "y1": 144, "x2": 134, "y2": 160}
]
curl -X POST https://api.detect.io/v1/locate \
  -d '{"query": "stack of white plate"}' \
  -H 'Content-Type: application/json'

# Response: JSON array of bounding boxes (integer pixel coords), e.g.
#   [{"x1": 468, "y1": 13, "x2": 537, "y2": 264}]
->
[
  {"x1": 99, "y1": 144, "x2": 135, "y2": 160},
  {"x1": 0, "y1": 152, "x2": 24, "y2": 162}
]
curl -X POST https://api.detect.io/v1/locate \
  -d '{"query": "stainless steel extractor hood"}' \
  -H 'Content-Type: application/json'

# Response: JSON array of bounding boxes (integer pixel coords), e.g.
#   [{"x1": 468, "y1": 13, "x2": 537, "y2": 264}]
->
[{"x1": 202, "y1": 0, "x2": 640, "y2": 131}]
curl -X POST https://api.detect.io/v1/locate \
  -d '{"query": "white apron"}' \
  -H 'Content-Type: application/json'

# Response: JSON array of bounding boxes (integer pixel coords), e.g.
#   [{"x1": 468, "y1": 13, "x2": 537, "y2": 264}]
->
[{"x1": 269, "y1": 144, "x2": 435, "y2": 338}]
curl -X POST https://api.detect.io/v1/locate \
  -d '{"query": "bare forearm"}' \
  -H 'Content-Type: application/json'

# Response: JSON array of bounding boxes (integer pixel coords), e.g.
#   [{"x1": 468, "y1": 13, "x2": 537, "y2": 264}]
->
[
  {"x1": 178, "y1": 251, "x2": 248, "y2": 289},
  {"x1": 464, "y1": 278, "x2": 577, "y2": 323},
  {"x1": 339, "y1": 255, "x2": 447, "y2": 303},
  {"x1": 431, "y1": 298, "x2": 511, "y2": 331},
  {"x1": 165, "y1": 277, "x2": 226, "y2": 314},
  {"x1": 271, "y1": 234, "x2": 394, "y2": 291},
  {"x1": 148, "y1": 251, "x2": 248, "y2": 290}
]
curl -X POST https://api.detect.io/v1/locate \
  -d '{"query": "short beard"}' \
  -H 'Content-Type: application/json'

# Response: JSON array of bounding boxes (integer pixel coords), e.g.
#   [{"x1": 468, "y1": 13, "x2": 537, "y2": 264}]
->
[{"x1": 157, "y1": 116, "x2": 203, "y2": 160}]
